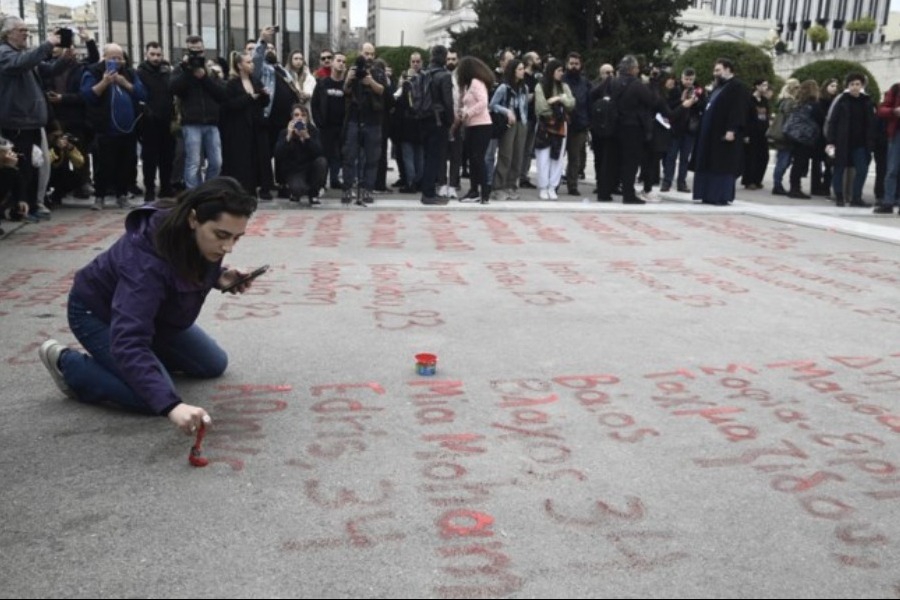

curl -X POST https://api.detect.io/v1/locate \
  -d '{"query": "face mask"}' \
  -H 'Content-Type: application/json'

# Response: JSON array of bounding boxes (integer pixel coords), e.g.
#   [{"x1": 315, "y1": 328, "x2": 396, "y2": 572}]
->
[{"x1": 265, "y1": 53, "x2": 277, "y2": 64}]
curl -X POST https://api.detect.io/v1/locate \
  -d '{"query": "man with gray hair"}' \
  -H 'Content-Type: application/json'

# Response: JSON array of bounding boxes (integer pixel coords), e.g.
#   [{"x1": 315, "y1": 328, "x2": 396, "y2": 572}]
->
[{"x1": 0, "y1": 16, "x2": 59, "y2": 221}]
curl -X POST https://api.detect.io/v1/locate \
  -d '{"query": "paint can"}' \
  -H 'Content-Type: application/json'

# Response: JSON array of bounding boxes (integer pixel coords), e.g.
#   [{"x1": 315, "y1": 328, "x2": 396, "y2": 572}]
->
[{"x1": 415, "y1": 353, "x2": 437, "y2": 376}]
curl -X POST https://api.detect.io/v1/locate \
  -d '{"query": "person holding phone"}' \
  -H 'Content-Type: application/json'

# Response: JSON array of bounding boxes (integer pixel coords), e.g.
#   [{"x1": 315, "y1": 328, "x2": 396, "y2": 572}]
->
[
  {"x1": 80, "y1": 43, "x2": 146, "y2": 210},
  {"x1": 38, "y1": 177, "x2": 259, "y2": 435},
  {"x1": 274, "y1": 104, "x2": 326, "y2": 205}
]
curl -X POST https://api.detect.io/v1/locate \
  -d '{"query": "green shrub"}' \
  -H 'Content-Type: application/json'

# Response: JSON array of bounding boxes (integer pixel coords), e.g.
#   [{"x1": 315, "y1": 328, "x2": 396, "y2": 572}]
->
[
  {"x1": 790, "y1": 59, "x2": 881, "y2": 100},
  {"x1": 673, "y1": 41, "x2": 775, "y2": 88}
]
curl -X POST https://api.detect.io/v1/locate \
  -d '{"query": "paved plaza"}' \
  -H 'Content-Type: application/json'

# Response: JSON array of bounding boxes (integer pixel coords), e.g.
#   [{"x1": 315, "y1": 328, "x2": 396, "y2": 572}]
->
[{"x1": 1, "y1": 177, "x2": 898, "y2": 598}]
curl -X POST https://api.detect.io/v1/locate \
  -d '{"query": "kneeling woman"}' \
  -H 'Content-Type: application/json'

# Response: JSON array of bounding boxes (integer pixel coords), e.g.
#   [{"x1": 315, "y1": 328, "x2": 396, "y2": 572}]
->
[{"x1": 39, "y1": 177, "x2": 258, "y2": 434}]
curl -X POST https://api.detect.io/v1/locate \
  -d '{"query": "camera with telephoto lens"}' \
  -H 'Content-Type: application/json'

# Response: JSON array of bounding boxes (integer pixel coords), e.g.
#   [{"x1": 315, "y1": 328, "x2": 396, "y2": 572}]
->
[
  {"x1": 354, "y1": 55, "x2": 367, "y2": 78},
  {"x1": 186, "y1": 50, "x2": 206, "y2": 70}
]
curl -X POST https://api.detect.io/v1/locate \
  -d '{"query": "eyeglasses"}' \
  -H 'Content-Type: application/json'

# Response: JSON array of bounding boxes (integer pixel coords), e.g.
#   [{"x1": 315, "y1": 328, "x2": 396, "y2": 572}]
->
[{"x1": 320, "y1": 55, "x2": 333, "y2": 60}]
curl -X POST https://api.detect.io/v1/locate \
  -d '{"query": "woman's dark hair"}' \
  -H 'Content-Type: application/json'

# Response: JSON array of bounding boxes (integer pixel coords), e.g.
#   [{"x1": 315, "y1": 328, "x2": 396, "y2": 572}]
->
[
  {"x1": 290, "y1": 103, "x2": 310, "y2": 117},
  {"x1": 155, "y1": 177, "x2": 258, "y2": 283},
  {"x1": 456, "y1": 56, "x2": 494, "y2": 91},
  {"x1": 502, "y1": 59, "x2": 523, "y2": 88},
  {"x1": 821, "y1": 78, "x2": 839, "y2": 99},
  {"x1": 540, "y1": 59, "x2": 564, "y2": 99}
]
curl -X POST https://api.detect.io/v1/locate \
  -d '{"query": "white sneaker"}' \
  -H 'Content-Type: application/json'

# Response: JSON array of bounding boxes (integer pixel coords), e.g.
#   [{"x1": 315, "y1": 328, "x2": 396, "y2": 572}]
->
[
  {"x1": 91, "y1": 197, "x2": 105, "y2": 211},
  {"x1": 39, "y1": 339, "x2": 75, "y2": 399},
  {"x1": 638, "y1": 190, "x2": 661, "y2": 203},
  {"x1": 438, "y1": 185, "x2": 448, "y2": 197},
  {"x1": 506, "y1": 189, "x2": 520, "y2": 200},
  {"x1": 548, "y1": 188, "x2": 558, "y2": 200},
  {"x1": 447, "y1": 186, "x2": 458, "y2": 199},
  {"x1": 539, "y1": 188, "x2": 550, "y2": 200}
]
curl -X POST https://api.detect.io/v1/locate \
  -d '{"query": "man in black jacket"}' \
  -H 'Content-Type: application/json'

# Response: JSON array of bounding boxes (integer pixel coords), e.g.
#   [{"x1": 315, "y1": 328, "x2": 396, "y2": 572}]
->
[
  {"x1": 663, "y1": 67, "x2": 706, "y2": 193},
  {"x1": 615, "y1": 55, "x2": 665, "y2": 204},
  {"x1": 825, "y1": 73, "x2": 877, "y2": 207},
  {"x1": 311, "y1": 52, "x2": 346, "y2": 189},
  {"x1": 562, "y1": 52, "x2": 590, "y2": 196},
  {"x1": 170, "y1": 35, "x2": 227, "y2": 190},
  {"x1": 418, "y1": 45, "x2": 454, "y2": 205},
  {"x1": 137, "y1": 42, "x2": 175, "y2": 202}
]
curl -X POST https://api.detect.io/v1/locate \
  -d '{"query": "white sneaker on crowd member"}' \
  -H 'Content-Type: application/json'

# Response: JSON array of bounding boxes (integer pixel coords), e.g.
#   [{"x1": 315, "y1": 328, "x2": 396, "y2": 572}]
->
[
  {"x1": 638, "y1": 190, "x2": 661, "y2": 203},
  {"x1": 117, "y1": 196, "x2": 138, "y2": 209},
  {"x1": 539, "y1": 188, "x2": 550, "y2": 200},
  {"x1": 506, "y1": 189, "x2": 520, "y2": 201},
  {"x1": 447, "y1": 186, "x2": 458, "y2": 199},
  {"x1": 91, "y1": 196, "x2": 105, "y2": 211},
  {"x1": 438, "y1": 185, "x2": 448, "y2": 197},
  {"x1": 548, "y1": 188, "x2": 558, "y2": 200}
]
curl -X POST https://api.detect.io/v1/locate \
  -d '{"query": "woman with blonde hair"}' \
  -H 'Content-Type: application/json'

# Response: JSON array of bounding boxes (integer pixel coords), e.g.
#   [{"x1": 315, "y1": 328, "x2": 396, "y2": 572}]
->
[
  {"x1": 771, "y1": 78, "x2": 800, "y2": 195},
  {"x1": 220, "y1": 51, "x2": 270, "y2": 198}
]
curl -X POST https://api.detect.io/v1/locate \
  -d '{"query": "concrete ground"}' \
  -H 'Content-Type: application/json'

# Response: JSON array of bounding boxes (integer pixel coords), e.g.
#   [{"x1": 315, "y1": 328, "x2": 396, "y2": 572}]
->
[{"x1": 1, "y1": 154, "x2": 899, "y2": 599}]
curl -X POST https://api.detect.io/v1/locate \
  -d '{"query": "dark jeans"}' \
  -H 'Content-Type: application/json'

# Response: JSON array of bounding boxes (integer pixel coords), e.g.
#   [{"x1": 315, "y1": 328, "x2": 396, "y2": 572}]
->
[
  {"x1": 286, "y1": 157, "x2": 328, "y2": 199},
  {"x1": 61, "y1": 293, "x2": 227, "y2": 413},
  {"x1": 789, "y1": 144, "x2": 812, "y2": 190},
  {"x1": 320, "y1": 125, "x2": 344, "y2": 186},
  {"x1": 464, "y1": 124, "x2": 491, "y2": 198},
  {"x1": 420, "y1": 120, "x2": 449, "y2": 198},
  {"x1": 140, "y1": 117, "x2": 175, "y2": 195},
  {"x1": 742, "y1": 134, "x2": 769, "y2": 186},
  {"x1": 1, "y1": 127, "x2": 41, "y2": 213},
  {"x1": 617, "y1": 124, "x2": 645, "y2": 202},
  {"x1": 832, "y1": 146, "x2": 871, "y2": 201},
  {"x1": 94, "y1": 133, "x2": 137, "y2": 198},
  {"x1": 438, "y1": 129, "x2": 462, "y2": 188},
  {"x1": 342, "y1": 120, "x2": 382, "y2": 191},
  {"x1": 596, "y1": 137, "x2": 619, "y2": 200},
  {"x1": 663, "y1": 134, "x2": 695, "y2": 187}
]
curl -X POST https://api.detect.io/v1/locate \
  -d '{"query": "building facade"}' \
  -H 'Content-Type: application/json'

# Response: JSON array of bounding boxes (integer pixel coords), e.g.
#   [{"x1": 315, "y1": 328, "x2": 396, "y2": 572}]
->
[{"x1": 684, "y1": 0, "x2": 891, "y2": 53}]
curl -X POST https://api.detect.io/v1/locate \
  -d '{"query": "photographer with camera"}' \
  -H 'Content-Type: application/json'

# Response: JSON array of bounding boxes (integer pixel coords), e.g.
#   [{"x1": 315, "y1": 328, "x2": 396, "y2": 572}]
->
[
  {"x1": 81, "y1": 43, "x2": 146, "y2": 210},
  {"x1": 170, "y1": 35, "x2": 227, "y2": 190},
  {"x1": 275, "y1": 104, "x2": 327, "y2": 206},
  {"x1": 42, "y1": 28, "x2": 99, "y2": 202},
  {"x1": 46, "y1": 127, "x2": 85, "y2": 205},
  {"x1": 0, "y1": 137, "x2": 27, "y2": 234},
  {"x1": 0, "y1": 16, "x2": 59, "y2": 222},
  {"x1": 341, "y1": 43, "x2": 386, "y2": 206}
]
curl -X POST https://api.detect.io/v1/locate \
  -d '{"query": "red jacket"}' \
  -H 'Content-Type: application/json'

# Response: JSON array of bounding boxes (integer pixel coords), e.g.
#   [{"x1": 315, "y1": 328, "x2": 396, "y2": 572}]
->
[{"x1": 877, "y1": 83, "x2": 900, "y2": 139}]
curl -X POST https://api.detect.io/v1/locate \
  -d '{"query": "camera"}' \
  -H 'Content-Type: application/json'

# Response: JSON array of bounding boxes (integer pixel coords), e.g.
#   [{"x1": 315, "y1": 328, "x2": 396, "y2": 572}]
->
[
  {"x1": 272, "y1": 25, "x2": 280, "y2": 33},
  {"x1": 105, "y1": 58, "x2": 119, "y2": 74},
  {"x1": 354, "y1": 55, "x2": 367, "y2": 78},
  {"x1": 294, "y1": 121, "x2": 306, "y2": 132},
  {"x1": 62, "y1": 133, "x2": 79, "y2": 145},
  {"x1": 186, "y1": 50, "x2": 206, "y2": 70},
  {"x1": 56, "y1": 28, "x2": 74, "y2": 48}
]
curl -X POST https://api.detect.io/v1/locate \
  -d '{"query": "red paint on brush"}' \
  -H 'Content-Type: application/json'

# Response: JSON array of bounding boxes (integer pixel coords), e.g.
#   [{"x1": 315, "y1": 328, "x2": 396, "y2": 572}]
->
[{"x1": 189, "y1": 423, "x2": 209, "y2": 467}]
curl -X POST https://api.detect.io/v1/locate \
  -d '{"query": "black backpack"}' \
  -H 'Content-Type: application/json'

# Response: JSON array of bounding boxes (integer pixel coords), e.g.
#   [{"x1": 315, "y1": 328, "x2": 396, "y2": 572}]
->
[
  {"x1": 591, "y1": 78, "x2": 629, "y2": 139},
  {"x1": 408, "y1": 68, "x2": 436, "y2": 120}
]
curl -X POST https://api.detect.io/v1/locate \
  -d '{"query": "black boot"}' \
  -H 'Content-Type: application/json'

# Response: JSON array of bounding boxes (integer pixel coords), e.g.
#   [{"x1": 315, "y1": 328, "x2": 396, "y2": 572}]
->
[{"x1": 480, "y1": 184, "x2": 491, "y2": 204}]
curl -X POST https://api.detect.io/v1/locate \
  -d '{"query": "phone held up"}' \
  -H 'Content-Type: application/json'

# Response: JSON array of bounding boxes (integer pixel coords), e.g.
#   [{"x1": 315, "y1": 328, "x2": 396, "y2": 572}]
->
[{"x1": 221, "y1": 265, "x2": 270, "y2": 294}]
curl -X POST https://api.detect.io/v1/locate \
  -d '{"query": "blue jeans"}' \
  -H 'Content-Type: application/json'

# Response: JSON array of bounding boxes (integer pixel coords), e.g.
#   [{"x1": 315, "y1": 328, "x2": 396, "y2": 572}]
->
[
  {"x1": 342, "y1": 120, "x2": 382, "y2": 191},
  {"x1": 663, "y1": 134, "x2": 694, "y2": 187},
  {"x1": 60, "y1": 294, "x2": 227, "y2": 413},
  {"x1": 832, "y1": 146, "x2": 871, "y2": 201},
  {"x1": 772, "y1": 148, "x2": 792, "y2": 188},
  {"x1": 401, "y1": 141, "x2": 424, "y2": 188},
  {"x1": 183, "y1": 125, "x2": 222, "y2": 189},
  {"x1": 884, "y1": 138, "x2": 900, "y2": 206}
]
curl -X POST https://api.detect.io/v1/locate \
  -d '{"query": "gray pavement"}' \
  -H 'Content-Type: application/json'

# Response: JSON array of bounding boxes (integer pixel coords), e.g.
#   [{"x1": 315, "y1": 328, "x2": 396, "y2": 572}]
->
[{"x1": 1, "y1": 163, "x2": 899, "y2": 598}]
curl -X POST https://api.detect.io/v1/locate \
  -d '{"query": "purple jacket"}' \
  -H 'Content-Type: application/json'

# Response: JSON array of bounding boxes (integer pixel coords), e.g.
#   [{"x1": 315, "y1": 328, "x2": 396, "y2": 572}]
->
[{"x1": 70, "y1": 206, "x2": 223, "y2": 414}]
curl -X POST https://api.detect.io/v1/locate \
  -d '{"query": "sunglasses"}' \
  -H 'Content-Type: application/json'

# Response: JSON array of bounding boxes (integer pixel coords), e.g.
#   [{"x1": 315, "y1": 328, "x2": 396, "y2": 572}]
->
[{"x1": 320, "y1": 55, "x2": 333, "y2": 60}]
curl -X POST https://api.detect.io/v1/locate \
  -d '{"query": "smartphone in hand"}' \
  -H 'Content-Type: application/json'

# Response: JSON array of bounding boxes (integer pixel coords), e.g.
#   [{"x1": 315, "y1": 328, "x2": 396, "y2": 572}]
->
[{"x1": 221, "y1": 265, "x2": 270, "y2": 293}]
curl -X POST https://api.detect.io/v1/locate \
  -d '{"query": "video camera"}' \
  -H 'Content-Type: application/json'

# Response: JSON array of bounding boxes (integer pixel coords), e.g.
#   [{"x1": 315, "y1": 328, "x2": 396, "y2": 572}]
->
[
  {"x1": 56, "y1": 28, "x2": 74, "y2": 48},
  {"x1": 354, "y1": 55, "x2": 367, "y2": 79},
  {"x1": 186, "y1": 49, "x2": 206, "y2": 70}
]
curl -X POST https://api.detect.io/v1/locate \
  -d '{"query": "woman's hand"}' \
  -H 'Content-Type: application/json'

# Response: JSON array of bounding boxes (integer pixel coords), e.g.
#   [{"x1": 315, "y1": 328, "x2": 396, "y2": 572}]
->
[
  {"x1": 168, "y1": 403, "x2": 211, "y2": 435},
  {"x1": 218, "y1": 268, "x2": 253, "y2": 294}
]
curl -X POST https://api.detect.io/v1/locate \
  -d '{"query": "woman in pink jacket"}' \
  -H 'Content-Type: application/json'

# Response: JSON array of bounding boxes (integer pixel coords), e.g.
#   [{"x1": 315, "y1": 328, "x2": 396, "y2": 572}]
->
[{"x1": 454, "y1": 56, "x2": 494, "y2": 204}]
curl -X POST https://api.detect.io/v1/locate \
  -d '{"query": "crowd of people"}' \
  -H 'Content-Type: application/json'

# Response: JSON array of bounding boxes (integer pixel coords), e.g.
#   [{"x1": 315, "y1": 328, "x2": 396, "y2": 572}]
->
[{"x1": 3, "y1": 14, "x2": 900, "y2": 237}]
